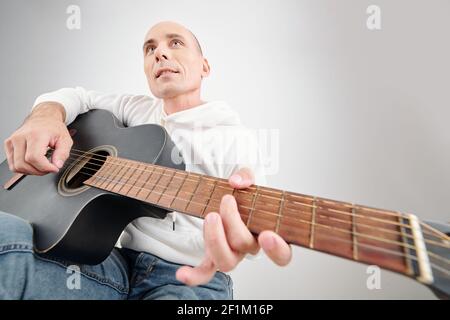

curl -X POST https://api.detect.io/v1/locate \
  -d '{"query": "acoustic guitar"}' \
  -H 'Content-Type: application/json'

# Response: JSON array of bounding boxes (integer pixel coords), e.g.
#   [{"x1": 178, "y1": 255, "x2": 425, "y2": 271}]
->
[{"x1": 0, "y1": 110, "x2": 448, "y2": 299}]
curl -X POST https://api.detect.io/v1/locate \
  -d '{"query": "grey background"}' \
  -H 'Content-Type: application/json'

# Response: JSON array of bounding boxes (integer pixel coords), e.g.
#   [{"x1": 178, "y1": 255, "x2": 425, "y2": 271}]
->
[{"x1": 1, "y1": 0, "x2": 449, "y2": 299}]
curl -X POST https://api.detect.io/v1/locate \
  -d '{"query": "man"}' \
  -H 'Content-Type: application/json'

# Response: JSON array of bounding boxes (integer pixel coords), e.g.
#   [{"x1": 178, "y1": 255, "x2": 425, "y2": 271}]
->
[{"x1": 1, "y1": 21, "x2": 291, "y2": 299}]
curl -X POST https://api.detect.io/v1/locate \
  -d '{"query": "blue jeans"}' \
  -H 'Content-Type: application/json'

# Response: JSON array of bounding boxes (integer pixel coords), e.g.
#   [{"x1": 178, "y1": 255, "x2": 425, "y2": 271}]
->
[{"x1": 0, "y1": 211, "x2": 233, "y2": 300}]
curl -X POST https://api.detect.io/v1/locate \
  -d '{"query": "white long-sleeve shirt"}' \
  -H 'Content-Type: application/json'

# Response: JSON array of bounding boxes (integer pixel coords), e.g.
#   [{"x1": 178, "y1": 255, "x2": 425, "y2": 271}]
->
[{"x1": 33, "y1": 87, "x2": 266, "y2": 266}]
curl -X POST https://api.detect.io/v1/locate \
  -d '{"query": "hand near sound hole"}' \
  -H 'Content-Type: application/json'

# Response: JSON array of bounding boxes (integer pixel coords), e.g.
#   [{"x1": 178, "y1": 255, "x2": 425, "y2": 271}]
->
[
  {"x1": 176, "y1": 167, "x2": 293, "y2": 286},
  {"x1": 3, "y1": 103, "x2": 72, "y2": 176}
]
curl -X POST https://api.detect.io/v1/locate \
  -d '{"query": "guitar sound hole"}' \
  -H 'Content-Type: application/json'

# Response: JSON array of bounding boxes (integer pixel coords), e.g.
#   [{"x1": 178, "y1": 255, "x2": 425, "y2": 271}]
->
[
  {"x1": 58, "y1": 145, "x2": 118, "y2": 196},
  {"x1": 66, "y1": 150, "x2": 109, "y2": 189}
]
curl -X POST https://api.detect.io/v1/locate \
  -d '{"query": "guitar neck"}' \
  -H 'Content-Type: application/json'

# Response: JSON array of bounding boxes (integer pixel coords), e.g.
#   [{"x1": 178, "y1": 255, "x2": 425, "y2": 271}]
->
[{"x1": 84, "y1": 155, "x2": 433, "y2": 284}]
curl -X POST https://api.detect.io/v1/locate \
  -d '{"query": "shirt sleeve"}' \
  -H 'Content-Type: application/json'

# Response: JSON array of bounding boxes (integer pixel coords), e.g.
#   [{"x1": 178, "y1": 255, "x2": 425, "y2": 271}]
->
[{"x1": 31, "y1": 86, "x2": 154, "y2": 126}]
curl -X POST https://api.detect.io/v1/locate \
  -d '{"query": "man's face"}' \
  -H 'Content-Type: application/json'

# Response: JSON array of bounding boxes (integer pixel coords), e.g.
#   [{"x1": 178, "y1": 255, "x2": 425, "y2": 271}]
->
[{"x1": 143, "y1": 22, "x2": 209, "y2": 99}]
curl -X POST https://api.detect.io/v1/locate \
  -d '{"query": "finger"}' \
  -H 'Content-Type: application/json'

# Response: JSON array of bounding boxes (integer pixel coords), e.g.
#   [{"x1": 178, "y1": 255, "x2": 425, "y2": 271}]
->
[
  {"x1": 12, "y1": 138, "x2": 45, "y2": 175},
  {"x1": 258, "y1": 230, "x2": 292, "y2": 266},
  {"x1": 25, "y1": 136, "x2": 59, "y2": 173},
  {"x1": 220, "y1": 194, "x2": 260, "y2": 255},
  {"x1": 50, "y1": 134, "x2": 73, "y2": 169},
  {"x1": 175, "y1": 255, "x2": 217, "y2": 287},
  {"x1": 228, "y1": 167, "x2": 254, "y2": 189},
  {"x1": 204, "y1": 212, "x2": 243, "y2": 272},
  {"x1": 4, "y1": 139, "x2": 15, "y2": 172}
]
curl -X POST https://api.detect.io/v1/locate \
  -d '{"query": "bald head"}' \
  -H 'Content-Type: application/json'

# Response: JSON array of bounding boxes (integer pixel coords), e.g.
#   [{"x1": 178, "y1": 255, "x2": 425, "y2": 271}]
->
[
  {"x1": 144, "y1": 21, "x2": 203, "y2": 56},
  {"x1": 142, "y1": 20, "x2": 211, "y2": 101},
  {"x1": 188, "y1": 30, "x2": 203, "y2": 56}
]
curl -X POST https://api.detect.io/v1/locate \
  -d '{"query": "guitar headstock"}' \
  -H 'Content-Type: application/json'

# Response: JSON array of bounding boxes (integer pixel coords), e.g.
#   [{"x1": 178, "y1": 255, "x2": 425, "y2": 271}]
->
[{"x1": 420, "y1": 220, "x2": 450, "y2": 299}]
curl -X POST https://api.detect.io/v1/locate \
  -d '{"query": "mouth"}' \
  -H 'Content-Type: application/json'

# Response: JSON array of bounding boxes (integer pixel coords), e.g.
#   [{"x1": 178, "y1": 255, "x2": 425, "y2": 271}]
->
[{"x1": 155, "y1": 68, "x2": 180, "y2": 79}]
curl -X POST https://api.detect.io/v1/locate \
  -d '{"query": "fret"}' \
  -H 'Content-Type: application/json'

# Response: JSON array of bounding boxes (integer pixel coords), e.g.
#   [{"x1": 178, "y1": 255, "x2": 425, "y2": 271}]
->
[
  {"x1": 246, "y1": 186, "x2": 260, "y2": 228},
  {"x1": 201, "y1": 178, "x2": 218, "y2": 217},
  {"x1": 275, "y1": 192, "x2": 312, "y2": 246},
  {"x1": 99, "y1": 158, "x2": 120, "y2": 190},
  {"x1": 117, "y1": 161, "x2": 140, "y2": 195},
  {"x1": 126, "y1": 163, "x2": 147, "y2": 196},
  {"x1": 246, "y1": 187, "x2": 281, "y2": 233},
  {"x1": 128, "y1": 164, "x2": 152, "y2": 198},
  {"x1": 204, "y1": 179, "x2": 234, "y2": 216},
  {"x1": 350, "y1": 203, "x2": 408, "y2": 273},
  {"x1": 100, "y1": 158, "x2": 123, "y2": 190},
  {"x1": 309, "y1": 197, "x2": 317, "y2": 249},
  {"x1": 135, "y1": 165, "x2": 156, "y2": 201},
  {"x1": 168, "y1": 171, "x2": 189, "y2": 210},
  {"x1": 275, "y1": 191, "x2": 286, "y2": 234},
  {"x1": 107, "y1": 159, "x2": 129, "y2": 192},
  {"x1": 352, "y1": 205, "x2": 358, "y2": 260},
  {"x1": 233, "y1": 189, "x2": 255, "y2": 225},
  {"x1": 184, "y1": 175, "x2": 204, "y2": 216},
  {"x1": 144, "y1": 167, "x2": 166, "y2": 203},
  {"x1": 158, "y1": 170, "x2": 185, "y2": 208},
  {"x1": 186, "y1": 176, "x2": 215, "y2": 216},
  {"x1": 111, "y1": 160, "x2": 135, "y2": 194},
  {"x1": 312, "y1": 197, "x2": 353, "y2": 259},
  {"x1": 153, "y1": 168, "x2": 175, "y2": 204},
  {"x1": 171, "y1": 172, "x2": 197, "y2": 212}
]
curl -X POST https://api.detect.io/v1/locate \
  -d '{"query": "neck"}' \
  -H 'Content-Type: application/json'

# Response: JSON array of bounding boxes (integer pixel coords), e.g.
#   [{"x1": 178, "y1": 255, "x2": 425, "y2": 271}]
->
[
  {"x1": 83, "y1": 156, "x2": 435, "y2": 284},
  {"x1": 163, "y1": 88, "x2": 204, "y2": 115}
]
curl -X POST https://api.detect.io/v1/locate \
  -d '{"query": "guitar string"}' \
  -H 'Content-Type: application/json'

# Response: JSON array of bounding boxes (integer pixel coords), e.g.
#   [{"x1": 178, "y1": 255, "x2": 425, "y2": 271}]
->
[
  {"x1": 66, "y1": 160, "x2": 450, "y2": 276},
  {"x1": 51, "y1": 152, "x2": 450, "y2": 261},
  {"x1": 61, "y1": 148, "x2": 416, "y2": 222},
  {"x1": 21, "y1": 150, "x2": 448, "y2": 275},
  {"x1": 57, "y1": 148, "x2": 421, "y2": 230},
  {"x1": 55, "y1": 149, "x2": 449, "y2": 248},
  {"x1": 428, "y1": 252, "x2": 450, "y2": 268},
  {"x1": 66, "y1": 146, "x2": 449, "y2": 239},
  {"x1": 60, "y1": 154, "x2": 449, "y2": 250},
  {"x1": 60, "y1": 152, "x2": 421, "y2": 242},
  {"x1": 50, "y1": 149, "x2": 450, "y2": 250},
  {"x1": 64, "y1": 147, "x2": 447, "y2": 240},
  {"x1": 420, "y1": 223, "x2": 450, "y2": 242},
  {"x1": 55, "y1": 155, "x2": 450, "y2": 274}
]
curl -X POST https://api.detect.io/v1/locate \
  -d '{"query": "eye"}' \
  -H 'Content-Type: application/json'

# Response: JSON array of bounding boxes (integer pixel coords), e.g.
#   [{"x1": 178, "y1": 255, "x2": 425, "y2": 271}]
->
[
  {"x1": 145, "y1": 46, "x2": 155, "y2": 55},
  {"x1": 171, "y1": 39, "x2": 183, "y2": 47}
]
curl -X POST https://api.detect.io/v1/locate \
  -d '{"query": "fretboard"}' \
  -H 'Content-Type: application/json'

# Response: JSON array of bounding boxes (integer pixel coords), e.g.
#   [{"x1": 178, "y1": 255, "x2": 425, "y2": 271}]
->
[{"x1": 84, "y1": 156, "x2": 429, "y2": 282}]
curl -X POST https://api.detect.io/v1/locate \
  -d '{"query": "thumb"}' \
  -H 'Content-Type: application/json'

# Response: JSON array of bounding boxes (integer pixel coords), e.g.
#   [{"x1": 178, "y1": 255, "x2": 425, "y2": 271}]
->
[{"x1": 51, "y1": 135, "x2": 73, "y2": 169}]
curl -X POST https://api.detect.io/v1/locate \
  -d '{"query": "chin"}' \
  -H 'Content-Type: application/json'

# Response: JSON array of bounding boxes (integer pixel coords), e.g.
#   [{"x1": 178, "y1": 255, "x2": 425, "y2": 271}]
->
[{"x1": 154, "y1": 86, "x2": 184, "y2": 99}]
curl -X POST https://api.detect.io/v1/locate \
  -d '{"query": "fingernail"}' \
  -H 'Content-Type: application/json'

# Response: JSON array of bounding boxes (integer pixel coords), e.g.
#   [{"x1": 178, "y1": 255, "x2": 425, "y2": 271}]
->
[
  {"x1": 55, "y1": 160, "x2": 64, "y2": 168},
  {"x1": 231, "y1": 174, "x2": 242, "y2": 185}
]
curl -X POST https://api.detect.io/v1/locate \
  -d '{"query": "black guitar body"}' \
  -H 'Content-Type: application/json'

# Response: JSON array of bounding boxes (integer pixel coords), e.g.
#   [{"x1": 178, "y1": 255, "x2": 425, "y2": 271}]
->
[{"x1": 0, "y1": 110, "x2": 185, "y2": 265}]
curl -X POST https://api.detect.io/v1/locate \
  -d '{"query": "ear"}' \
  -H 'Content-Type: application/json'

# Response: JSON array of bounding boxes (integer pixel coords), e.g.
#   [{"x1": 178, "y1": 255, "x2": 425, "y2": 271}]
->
[{"x1": 201, "y1": 57, "x2": 210, "y2": 79}]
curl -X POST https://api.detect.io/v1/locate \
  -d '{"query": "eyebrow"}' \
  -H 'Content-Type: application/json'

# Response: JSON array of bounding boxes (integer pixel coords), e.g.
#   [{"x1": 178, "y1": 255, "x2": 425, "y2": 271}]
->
[{"x1": 142, "y1": 33, "x2": 187, "y2": 51}]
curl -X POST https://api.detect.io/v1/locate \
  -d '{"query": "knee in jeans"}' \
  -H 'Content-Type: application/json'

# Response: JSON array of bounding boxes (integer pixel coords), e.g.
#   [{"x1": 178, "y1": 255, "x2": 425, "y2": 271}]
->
[{"x1": 0, "y1": 211, "x2": 33, "y2": 245}]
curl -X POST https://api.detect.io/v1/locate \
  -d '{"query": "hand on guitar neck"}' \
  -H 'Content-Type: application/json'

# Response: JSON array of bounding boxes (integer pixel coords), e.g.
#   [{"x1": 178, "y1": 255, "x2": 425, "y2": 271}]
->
[
  {"x1": 3, "y1": 102, "x2": 73, "y2": 176},
  {"x1": 176, "y1": 167, "x2": 292, "y2": 286}
]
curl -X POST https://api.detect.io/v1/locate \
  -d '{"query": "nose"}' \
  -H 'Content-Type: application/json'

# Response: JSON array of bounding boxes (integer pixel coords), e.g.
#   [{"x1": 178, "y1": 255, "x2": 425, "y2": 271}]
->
[{"x1": 154, "y1": 45, "x2": 169, "y2": 63}]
